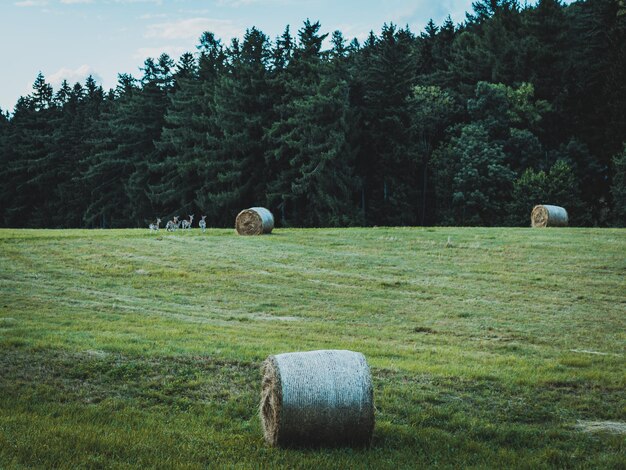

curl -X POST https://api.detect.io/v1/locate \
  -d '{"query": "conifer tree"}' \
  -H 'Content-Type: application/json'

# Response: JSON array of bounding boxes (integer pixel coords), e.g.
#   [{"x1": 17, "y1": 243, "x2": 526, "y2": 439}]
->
[
  {"x1": 199, "y1": 27, "x2": 273, "y2": 224},
  {"x1": 152, "y1": 34, "x2": 225, "y2": 221},
  {"x1": 355, "y1": 24, "x2": 417, "y2": 225},
  {"x1": 48, "y1": 77, "x2": 105, "y2": 227},
  {"x1": 0, "y1": 107, "x2": 11, "y2": 225},
  {"x1": 408, "y1": 85, "x2": 459, "y2": 224},
  {"x1": 0, "y1": 75, "x2": 57, "y2": 226},
  {"x1": 263, "y1": 26, "x2": 294, "y2": 223},
  {"x1": 125, "y1": 54, "x2": 175, "y2": 223},
  {"x1": 452, "y1": 0, "x2": 524, "y2": 96},
  {"x1": 82, "y1": 75, "x2": 139, "y2": 227},
  {"x1": 83, "y1": 58, "x2": 172, "y2": 227},
  {"x1": 265, "y1": 20, "x2": 360, "y2": 226},
  {"x1": 610, "y1": 144, "x2": 626, "y2": 226}
]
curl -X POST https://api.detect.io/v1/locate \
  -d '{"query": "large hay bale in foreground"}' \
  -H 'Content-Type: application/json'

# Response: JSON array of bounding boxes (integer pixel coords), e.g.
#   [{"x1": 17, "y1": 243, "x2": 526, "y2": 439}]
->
[
  {"x1": 235, "y1": 207, "x2": 274, "y2": 235},
  {"x1": 531, "y1": 204, "x2": 569, "y2": 227},
  {"x1": 260, "y1": 350, "x2": 374, "y2": 448}
]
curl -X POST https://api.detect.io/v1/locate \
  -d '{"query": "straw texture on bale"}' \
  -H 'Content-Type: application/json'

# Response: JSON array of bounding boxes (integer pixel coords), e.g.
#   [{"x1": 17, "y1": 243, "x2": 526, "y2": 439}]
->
[
  {"x1": 531, "y1": 204, "x2": 569, "y2": 227},
  {"x1": 235, "y1": 207, "x2": 274, "y2": 235},
  {"x1": 260, "y1": 350, "x2": 374, "y2": 448}
]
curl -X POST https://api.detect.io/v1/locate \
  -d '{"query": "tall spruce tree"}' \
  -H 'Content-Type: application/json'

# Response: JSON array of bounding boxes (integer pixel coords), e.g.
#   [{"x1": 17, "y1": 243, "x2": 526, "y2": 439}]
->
[
  {"x1": 83, "y1": 58, "x2": 172, "y2": 228},
  {"x1": 355, "y1": 24, "x2": 417, "y2": 225},
  {"x1": 43, "y1": 77, "x2": 106, "y2": 227},
  {"x1": 265, "y1": 20, "x2": 359, "y2": 226},
  {"x1": 82, "y1": 75, "x2": 138, "y2": 227},
  {"x1": 408, "y1": 85, "x2": 459, "y2": 224},
  {"x1": 610, "y1": 143, "x2": 626, "y2": 226},
  {"x1": 0, "y1": 107, "x2": 11, "y2": 226},
  {"x1": 152, "y1": 34, "x2": 226, "y2": 223},
  {"x1": 200, "y1": 27, "x2": 272, "y2": 224},
  {"x1": 0, "y1": 74, "x2": 57, "y2": 227},
  {"x1": 264, "y1": 26, "x2": 294, "y2": 223},
  {"x1": 126, "y1": 54, "x2": 175, "y2": 224},
  {"x1": 452, "y1": 0, "x2": 524, "y2": 97}
]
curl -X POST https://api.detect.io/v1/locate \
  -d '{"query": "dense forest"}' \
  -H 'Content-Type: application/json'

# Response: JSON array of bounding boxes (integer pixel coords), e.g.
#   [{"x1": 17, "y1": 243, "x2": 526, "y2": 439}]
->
[{"x1": 1, "y1": 0, "x2": 625, "y2": 228}]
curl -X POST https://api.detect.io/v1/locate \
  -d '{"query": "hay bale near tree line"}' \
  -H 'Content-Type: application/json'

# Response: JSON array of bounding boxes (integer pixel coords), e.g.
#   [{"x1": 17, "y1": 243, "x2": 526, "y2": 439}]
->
[
  {"x1": 235, "y1": 207, "x2": 274, "y2": 235},
  {"x1": 531, "y1": 204, "x2": 569, "y2": 227},
  {"x1": 260, "y1": 350, "x2": 375, "y2": 448}
]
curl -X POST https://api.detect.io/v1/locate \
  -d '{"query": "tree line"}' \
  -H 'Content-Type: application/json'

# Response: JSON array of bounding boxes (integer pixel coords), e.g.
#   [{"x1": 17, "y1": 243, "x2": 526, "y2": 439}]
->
[{"x1": 1, "y1": 0, "x2": 625, "y2": 228}]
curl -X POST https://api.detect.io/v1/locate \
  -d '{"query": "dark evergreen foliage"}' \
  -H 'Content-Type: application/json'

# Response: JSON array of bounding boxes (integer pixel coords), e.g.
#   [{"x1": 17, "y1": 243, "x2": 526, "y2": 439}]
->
[
  {"x1": 1, "y1": 0, "x2": 624, "y2": 227},
  {"x1": 610, "y1": 143, "x2": 626, "y2": 226}
]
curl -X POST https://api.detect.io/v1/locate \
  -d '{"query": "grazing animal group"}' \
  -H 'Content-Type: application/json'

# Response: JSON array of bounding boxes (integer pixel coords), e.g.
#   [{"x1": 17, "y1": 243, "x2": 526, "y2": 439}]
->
[
  {"x1": 149, "y1": 218, "x2": 161, "y2": 232},
  {"x1": 149, "y1": 215, "x2": 207, "y2": 233}
]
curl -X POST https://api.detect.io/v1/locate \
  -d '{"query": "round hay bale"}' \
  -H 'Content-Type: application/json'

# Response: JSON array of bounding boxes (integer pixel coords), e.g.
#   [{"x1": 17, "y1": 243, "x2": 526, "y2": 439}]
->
[
  {"x1": 235, "y1": 207, "x2": 274, "y2": 235},
  {"x1": 531, "y1": 204, "x2": 569, "y2": 227},
  {"x1": 260, "y1": 349, "x2": 374, "y2": 448}
]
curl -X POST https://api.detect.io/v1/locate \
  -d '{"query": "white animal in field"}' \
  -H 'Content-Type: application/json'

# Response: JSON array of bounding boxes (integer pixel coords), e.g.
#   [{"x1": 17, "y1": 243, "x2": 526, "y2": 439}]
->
[
  {"x1": 149, "y1": 218, "x2": 161, "y2": 232},
  {"x1": 166, "y1": 216, "x2": 179, "y2": 232},
  {"x1": 199, "y1": 215, "x2": 207, "y2": 233},
  {"x1": 181, "y1": 214, "x2": 194, "y2": 230}
]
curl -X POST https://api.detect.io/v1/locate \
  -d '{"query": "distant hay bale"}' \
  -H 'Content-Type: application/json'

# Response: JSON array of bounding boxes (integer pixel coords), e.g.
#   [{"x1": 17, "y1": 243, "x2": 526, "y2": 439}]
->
[
  {"x1": 531, "y1": 204, "x2": 568, "y2": 227},
  {"x1": 260, "y1": 350, "x2": 375, "y2": 448},
  {"x1": 235, "y1": 207, "x2": 274, "y2": 235}
]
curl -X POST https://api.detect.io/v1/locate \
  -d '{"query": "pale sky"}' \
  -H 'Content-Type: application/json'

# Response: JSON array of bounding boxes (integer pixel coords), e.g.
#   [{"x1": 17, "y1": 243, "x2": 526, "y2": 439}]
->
[{"x1": 0, "y1": 0, "x2": 481, "y2": 112}]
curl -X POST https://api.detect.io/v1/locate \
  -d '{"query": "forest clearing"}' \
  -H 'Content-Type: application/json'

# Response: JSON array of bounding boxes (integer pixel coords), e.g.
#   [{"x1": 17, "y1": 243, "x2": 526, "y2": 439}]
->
[{"x1": 0, "y1": 227, "x2": 624, "y2": 467}]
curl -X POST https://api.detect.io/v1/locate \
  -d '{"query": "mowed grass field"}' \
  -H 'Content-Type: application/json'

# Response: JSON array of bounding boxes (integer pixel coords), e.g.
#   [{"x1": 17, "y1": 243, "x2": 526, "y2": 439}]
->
[{"x1": 0, "y1": 227, "x2": 624, "y2": 468}]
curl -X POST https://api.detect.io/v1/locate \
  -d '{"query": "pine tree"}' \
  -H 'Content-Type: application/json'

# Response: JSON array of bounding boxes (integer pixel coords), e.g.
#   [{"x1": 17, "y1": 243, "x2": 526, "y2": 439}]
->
[
  {"x1": 151, "y1": 34, "x2": 225, "y2": 222},
  {"x1": 556, "y1": 0, "x2": 625, "y2": 223},
  {"x1": 355, "y1": 24, "x2": 417, "y2": 225},
  {"x1": 417, "y1": 19, "x2": 438, "y2": 76},
  {"x1": 0, "y1": 107, "x2": 11, "y2": 226},
  {"x1": 265, "y1": 20, "x2": 329, "y2": 225},
  {"x1": 125, "y1": 54, "x2": 175, "y2": 223},
  {"x1": 199, "y1": 27, "x2": 273, "y2": 224},
  {"x1": 83, "y1": 59, "x2": 172, "y2": 228},
  {"x1": 0, "y1": 74, "x2": 58, "y2": 227},
  {"x1": 263, "y1": 27, "x2": 294, "y2": 223},
  {"x1": 265, "y1": 20, "x2": 359, "y2": 226},
  {"x1": 408, "y1": 85, "x2": 459, "y2": 224},
  {"x1": 82, "y1": 76, "x2": 138, "y2": 227},
  {"x1": 54, "y1": 80, "x2": 72, "y2": 106},
  {"x1": 451, "y1": 0, "x2": 524, "y2": 97},
  {"x1": 610, "y1": 143, "x2": 626, "y2": 226},
  {"x1": 48, "y1": 76, "x2": 105, "y2": 227}
]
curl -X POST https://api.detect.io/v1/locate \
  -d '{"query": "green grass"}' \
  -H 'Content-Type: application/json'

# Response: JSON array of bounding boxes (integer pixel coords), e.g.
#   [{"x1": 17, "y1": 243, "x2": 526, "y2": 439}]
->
[{"x1": 1, "y1": 227, "x2": 624, "y2": 469}]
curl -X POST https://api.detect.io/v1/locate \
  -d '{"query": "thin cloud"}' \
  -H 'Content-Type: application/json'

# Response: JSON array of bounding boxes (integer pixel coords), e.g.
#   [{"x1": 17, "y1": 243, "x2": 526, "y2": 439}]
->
[
  {"x1": 145, "y1": 18, "x2": 243, "y2": 41},
  {"x1": 114, "y1": 0, "x2": 163, "y2": 4},
  {"x1": 135, "y1": 45, "x2": 189, "y2": 60},
  {"x1": 60, "y1": 0, "x2": 94, "y2": 3},
  {"x1": 48, "y1": 65, "x2": 102, "y2": 89},
  {"x1": 14, "y1": 0, "x2": 48, "y2": 6},
  {"x1": 217, "y1": 0, "x2": 292, "y2": 6},
  {"x1": 139, "y1": 13, "x2": 169, "y2": 20},
  {"x1": 392, "y1": 0, "x2": 474, "y2": 28},
  {"x1": 331, "y1": 23, "x2": 369, "y2": 44}
]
